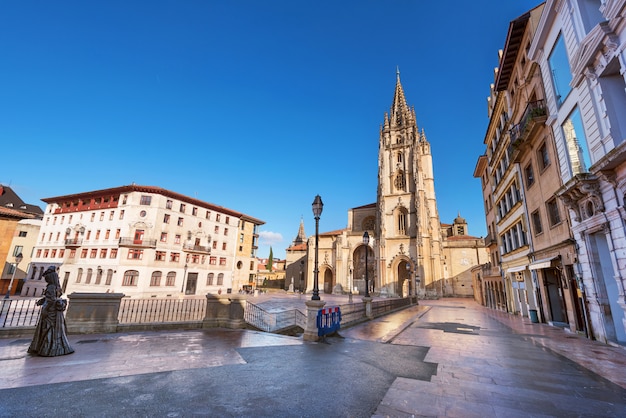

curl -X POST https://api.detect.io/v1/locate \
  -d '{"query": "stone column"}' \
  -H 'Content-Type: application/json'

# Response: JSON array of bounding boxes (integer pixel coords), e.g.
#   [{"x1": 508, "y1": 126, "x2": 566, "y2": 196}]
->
[
  {"x1": 303, "y1": 299, "x2": 326, "y2": 342},
  {"x1": 65, "y1": 293, "x2": 124, "y2": 334}
]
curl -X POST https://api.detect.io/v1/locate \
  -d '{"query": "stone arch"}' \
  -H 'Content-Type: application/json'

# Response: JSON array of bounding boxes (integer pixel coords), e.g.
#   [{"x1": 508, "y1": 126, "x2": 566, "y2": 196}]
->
[
  {"x1": 321, "y1": 264, "x2": 334, "y2": 294},
  {"x1": 389, "y1": 256, "x2": 412, "y2": 297},
  {"x1": 352, "y1": 244, "x2": 374, "y2": 295}
]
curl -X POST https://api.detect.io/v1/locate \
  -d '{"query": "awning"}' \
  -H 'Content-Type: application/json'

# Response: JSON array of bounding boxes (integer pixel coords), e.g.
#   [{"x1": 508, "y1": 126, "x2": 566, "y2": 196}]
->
[
  {"x1": 506, "y1": 265, "x2": 527, "y2": 273},
  {"x1": 529, "y1": 257, "x2": 558, "y2": 270}
]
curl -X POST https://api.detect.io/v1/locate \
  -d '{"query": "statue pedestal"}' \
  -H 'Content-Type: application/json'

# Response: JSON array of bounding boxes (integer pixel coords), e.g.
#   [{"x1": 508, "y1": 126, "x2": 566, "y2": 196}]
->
[{"x1": 303, "y1": 299, "x2": 326, "y2": 342}]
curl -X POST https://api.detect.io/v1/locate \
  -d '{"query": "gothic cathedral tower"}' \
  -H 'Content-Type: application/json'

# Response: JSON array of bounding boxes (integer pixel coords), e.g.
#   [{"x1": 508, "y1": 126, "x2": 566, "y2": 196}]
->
[{"x1": 375, "y1": 71, "x2": 444, "y2": 295}]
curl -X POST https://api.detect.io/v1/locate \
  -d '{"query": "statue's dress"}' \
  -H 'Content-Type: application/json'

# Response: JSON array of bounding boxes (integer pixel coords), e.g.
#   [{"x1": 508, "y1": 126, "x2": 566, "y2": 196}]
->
[{"x1": 28, "y1": 281, "x2": 74, "y2": 357}]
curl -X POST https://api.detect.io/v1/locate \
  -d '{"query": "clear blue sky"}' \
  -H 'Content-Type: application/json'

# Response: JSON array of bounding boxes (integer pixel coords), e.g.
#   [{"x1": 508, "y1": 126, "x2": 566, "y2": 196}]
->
[{"x1": 1, "y1": 1, "x2": 541, "y2": 259}]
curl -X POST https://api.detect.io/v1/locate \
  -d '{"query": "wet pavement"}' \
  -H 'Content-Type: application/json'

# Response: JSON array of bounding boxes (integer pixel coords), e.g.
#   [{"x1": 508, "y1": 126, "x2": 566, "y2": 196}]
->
[{"x1": 0, "y1": 296, "x2": 625, "y2": 417}]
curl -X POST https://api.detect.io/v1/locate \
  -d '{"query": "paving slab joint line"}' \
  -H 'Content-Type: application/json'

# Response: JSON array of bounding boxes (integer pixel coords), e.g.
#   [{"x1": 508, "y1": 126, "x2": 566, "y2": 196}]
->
[{"x1": 383, "y1": 305, "x2": 432, "y2": 344}]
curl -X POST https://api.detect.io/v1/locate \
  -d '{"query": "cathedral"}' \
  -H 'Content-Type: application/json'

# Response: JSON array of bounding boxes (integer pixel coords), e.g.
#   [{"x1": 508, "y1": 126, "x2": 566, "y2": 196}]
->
[{"x1": 285, "y1": 73, "x2": 487, "y2": 298}]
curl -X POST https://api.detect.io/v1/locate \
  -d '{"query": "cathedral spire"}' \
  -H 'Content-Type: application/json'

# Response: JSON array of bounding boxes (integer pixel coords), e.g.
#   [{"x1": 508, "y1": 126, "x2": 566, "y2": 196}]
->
[
  {"x1": 293, "y1": 217, "x2": 307, "y2": 245},
  {"x1": 391, "y1": 68, "x2": 410, "y2": 126}
]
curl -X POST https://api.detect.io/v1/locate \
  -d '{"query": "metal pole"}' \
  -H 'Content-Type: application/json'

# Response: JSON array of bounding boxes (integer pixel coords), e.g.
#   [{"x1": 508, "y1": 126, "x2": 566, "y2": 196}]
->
[
  {"x1": 365, "y1": 243, "x2": 370, "y2": 297},
  {"x1": 312, "y1": 216, "x2": 320, "y2": 300},
  {"x1": 5, "y1": 254, "x2": 22, "y2": 299}
]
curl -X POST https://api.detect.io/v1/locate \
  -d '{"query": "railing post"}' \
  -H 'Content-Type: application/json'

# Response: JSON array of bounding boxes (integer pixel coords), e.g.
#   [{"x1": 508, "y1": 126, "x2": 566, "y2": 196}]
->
[
  {"x1": 203, "y1": 294, "x2": 246, "y2": 329},
  {"x1": 303, "y1": 299, "x2": 325, "y2": 341},
  {"x1": 363, "y1": 296, "x2": 373, "y2": 320},
  {"x1": 65, "y1": 292, "x2": 124, "y2": 334}
]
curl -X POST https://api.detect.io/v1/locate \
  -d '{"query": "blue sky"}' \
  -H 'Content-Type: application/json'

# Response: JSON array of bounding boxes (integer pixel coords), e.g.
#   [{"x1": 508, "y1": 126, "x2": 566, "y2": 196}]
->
[{"x1": 1, "y1": 1, "x2": 541, "y2": 259}]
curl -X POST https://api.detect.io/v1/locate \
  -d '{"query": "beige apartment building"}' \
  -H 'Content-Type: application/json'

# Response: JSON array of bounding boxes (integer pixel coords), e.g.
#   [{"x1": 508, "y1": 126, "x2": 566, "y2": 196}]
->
[{"x1": 26, "y1": 185, "x2": 263, "y2": 298}]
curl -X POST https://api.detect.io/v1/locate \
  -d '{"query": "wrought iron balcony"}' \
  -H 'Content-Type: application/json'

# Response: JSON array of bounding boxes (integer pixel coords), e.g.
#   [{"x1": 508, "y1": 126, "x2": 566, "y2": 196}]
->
[
  {"x1": 182, "y1": 243, "x2": 211, "y2": 254},
  {"x1": 510, "y1": 99, "x2": 548, "y2": 150},
  {"x1": 118, "y1": 237, "x2": 157, "y2": 248},
  {"x1": 64, "y1": 238, "x2": 83, "y2": 248}
]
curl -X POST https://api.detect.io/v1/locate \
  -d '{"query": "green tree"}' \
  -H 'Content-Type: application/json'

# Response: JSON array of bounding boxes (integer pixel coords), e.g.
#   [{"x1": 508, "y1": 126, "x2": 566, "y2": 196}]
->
[{"x1": 268, "y1": 247, "x2": 274, "y2": 272}]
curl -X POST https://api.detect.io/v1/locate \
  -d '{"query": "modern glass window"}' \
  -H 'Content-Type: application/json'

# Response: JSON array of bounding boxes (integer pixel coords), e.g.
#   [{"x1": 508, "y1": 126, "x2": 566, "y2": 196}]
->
[
  {"x1": 548, "y1": 34, "x2": 572, "y2": 106},
  {"x1": 563, "y1": 107, "x2": 591, "y2": 175}
]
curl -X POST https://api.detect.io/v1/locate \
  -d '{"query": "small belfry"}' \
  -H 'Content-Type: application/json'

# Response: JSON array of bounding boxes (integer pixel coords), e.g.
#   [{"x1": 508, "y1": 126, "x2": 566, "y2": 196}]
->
[{"x1": 285, "y1": 71, "x2": 487, "y2": 298}]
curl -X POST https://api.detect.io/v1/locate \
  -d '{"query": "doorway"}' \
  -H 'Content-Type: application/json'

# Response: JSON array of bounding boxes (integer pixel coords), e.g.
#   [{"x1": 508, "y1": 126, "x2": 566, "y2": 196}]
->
[{"x1": 185, "y1": 272, "x2": 197, "y2": 295}]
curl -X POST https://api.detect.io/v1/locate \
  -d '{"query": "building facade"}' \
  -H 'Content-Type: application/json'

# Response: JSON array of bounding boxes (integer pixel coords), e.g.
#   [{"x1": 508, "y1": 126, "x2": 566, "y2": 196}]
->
[
  {"x1": 476, "y1": 0, "x2": 626, "y2": 345},
  {"x1": 27, "y1": 185, "x2": 263, "y2": 298},
  {"x1": 529, "y1": 0, "x2": 626, "y2": 344}
]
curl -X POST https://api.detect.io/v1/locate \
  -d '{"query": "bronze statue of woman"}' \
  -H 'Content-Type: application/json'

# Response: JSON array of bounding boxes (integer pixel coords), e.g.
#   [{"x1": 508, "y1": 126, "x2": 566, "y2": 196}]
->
[{"x1": 28, "y1": 266, "x2": 74, "y2": 357}]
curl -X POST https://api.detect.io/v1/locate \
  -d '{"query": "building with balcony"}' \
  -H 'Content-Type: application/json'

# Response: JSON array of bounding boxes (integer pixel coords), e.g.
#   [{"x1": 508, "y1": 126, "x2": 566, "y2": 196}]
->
[
  {"x1": 26, "y1": 185, "x2": 264, "y2": 298},
  {"x1": 528, "y1": 0, "x2": 626, "y2": 345}
]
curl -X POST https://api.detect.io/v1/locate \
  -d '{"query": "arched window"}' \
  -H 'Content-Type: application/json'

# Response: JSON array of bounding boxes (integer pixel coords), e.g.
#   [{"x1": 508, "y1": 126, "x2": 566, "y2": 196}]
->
[
  {"x1": 207, "y1": 273, "x2": 214, "y2": 286},
  {"x1": 85, "y1": 268, "x2": 93, "y2": 284},
  {"x1": 217, "y1": 273, "x2": 224, "y2": 286},
  {"x1": 397, "y1": 208, "x2": 408, "y2": 235},
  {"x1": 122, "y1": 270, "x2": 139, "y2": 286},
  {"x1": 76, "y1": 268, "x2": 83, "y2": 283},
  {"x1": 397, "y1": 152, "x2": 403, "y2": 163},
  {"x1": 395, "y1": 171, "x2": 405, "y2": 191},
  {"x1": 106, "y1": 269, "x2": 114, "y2": 285},
  {"x1": 150, "y1": 271, "x2": 162, "y2": 286},
  {"x1": 166, "y1": 271, "x2": 176, "y2": 286}
]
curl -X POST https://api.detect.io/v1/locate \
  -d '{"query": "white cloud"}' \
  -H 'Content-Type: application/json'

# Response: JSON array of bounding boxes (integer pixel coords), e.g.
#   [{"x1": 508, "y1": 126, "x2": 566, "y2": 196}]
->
[{"x1": 258, "y1": 231, "x2": 283, "y2": 245}]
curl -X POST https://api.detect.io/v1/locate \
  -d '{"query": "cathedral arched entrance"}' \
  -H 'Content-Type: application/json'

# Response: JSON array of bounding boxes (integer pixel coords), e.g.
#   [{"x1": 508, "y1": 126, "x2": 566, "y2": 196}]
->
[
  {"x1": 321, "y1": 266, "x2": 334, "y2": 294},
  {"x1": 391, "y1": 257, "x2": 412, "y2": 297},
  {"x1": 353, "y1": 244, "x2": 375, "y2": 295}
]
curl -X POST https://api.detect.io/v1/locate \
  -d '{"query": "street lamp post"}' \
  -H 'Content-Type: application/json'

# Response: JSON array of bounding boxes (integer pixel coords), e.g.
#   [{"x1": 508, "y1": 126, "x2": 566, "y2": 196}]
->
[
  {"x1": 180, "y1": 262, "x2": 188, "y2": 294},
  {"x1": 5, "y1": 253, "x2": 23, "y2": 299},
  {"x1": 363, "y1": 231, "x2": 370, "y2": 298},
  {"x1": 311, "y1": 195, "x2": 323, "y2": 301}
]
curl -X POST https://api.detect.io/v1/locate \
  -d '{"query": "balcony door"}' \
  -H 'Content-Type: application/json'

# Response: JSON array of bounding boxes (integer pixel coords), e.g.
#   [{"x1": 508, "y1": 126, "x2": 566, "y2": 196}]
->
[{"x1": 133, "y1": 229, "x2": 144, "y2": 244}]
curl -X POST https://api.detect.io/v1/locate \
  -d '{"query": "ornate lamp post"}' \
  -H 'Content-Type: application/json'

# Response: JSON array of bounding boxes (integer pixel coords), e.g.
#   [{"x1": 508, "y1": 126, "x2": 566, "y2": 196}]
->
[
  {"x1": 311, "y1": 195, "x2": 323, "y2": 301},
  {"x1": 180, "y1": 262, "x2": 188, "y2": 294},
  {"x1": 5, "y1": 252, "x2": 23, "y2": 299},
  {"x1": 363, "y1": 231, "x2": 370, "y2": 298}
]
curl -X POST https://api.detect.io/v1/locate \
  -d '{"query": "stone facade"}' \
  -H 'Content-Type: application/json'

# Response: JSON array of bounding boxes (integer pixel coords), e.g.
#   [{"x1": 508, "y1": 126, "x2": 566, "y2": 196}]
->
[
  {"x1": 290, "y1": 74, "x2": 488, "y2": 298},
  {"x1": 27, "y1": 185, "x2": 263, "y2": 298}
]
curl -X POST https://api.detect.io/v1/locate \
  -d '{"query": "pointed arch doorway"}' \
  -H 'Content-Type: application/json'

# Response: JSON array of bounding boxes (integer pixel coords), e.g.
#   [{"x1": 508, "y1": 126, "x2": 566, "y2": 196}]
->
[{"x1": 353, "y1": 244, "x2": 375, "y2": 295}]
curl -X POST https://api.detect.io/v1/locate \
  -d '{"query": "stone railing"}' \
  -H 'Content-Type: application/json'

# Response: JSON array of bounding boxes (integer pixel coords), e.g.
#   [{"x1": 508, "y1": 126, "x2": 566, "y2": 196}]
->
[{"x1": 1, "y1": 293, "x2": 417, "y2": 342}]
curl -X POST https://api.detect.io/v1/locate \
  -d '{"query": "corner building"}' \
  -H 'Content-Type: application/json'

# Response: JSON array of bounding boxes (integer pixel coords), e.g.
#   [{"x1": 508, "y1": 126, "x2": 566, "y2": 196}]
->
[{"x1": 28, "y1": 185, "x2": 263, "y2": 298}]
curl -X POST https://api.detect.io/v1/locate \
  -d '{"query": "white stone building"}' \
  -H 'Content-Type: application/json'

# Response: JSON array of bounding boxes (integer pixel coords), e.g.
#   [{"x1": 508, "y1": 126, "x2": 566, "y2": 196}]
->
[
  {"x1": 27, "y1": 185, "x2": 263, "y2": 298},
  {"x1": 529, "y1": 0, "x2": 626, "y2": 344}
]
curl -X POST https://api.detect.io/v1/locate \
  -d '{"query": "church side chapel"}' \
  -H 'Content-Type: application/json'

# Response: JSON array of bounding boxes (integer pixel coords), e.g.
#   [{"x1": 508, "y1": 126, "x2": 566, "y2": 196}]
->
[{"x1": 285, "y1": 73, "x2": 487, "y2": 298}]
